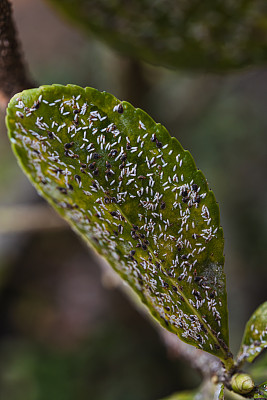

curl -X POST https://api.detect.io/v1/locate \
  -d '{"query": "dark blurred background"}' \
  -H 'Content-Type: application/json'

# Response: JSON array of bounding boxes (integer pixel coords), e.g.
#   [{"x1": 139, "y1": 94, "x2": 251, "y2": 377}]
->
[{"x1": 0, "y1": 0, "x2": 266, "y2": 399}]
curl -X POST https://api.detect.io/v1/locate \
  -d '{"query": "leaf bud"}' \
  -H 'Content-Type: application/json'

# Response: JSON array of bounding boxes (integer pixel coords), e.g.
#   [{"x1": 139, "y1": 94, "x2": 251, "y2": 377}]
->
[{"x1": 231, "y1": 373, "x2": 255, "y2": 394}]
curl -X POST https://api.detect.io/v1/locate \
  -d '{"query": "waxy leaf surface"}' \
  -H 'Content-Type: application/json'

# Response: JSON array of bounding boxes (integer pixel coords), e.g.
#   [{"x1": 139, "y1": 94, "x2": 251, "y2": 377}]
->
[
  {"x1": 254, "y1": 382, "x2": 267, "y2": 399},
  {"x1": 47, "y1": 0, "x2": 267, "y2": 72},
  {"x1": 6, "y1": 85, "x2": 230, "y2": 361},
  {"x1": 238, "y1": 302, "x2": 267, "y2": 364}
]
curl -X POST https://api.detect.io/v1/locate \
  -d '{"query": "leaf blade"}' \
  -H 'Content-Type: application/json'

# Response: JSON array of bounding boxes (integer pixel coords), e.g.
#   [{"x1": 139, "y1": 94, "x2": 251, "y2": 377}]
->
[{"x1": 6, "y1": 84, "x2": 231, "y2": 362}]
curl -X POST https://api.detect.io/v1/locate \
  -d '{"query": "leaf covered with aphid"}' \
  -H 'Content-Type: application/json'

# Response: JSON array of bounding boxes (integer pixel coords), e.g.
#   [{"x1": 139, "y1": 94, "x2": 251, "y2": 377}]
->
[
  {"x1": 237, "y1": 301, "x2": 267, "y2": 364},
  {"x1": 6, "y1": 84, "x2": 231, "y2": 363},
  {"x1": 47, "y1": 0, "x2": 267, "y2": 72}
]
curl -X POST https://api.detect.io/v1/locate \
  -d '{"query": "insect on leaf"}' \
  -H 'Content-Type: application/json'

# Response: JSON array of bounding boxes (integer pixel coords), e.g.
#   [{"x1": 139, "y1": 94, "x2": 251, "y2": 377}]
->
[
  {"x1": 47, "y1": 0, "x2": 267, "y2": 72},
  {"x1": 6, "y1": 84, "x2": 231, "y2": 363},
  {"x1": 237, "y1": 301, "x2": 267, "y2": 364},
  {"x1": 254, "y1": 381, "x2": 267, "y2": 399}
]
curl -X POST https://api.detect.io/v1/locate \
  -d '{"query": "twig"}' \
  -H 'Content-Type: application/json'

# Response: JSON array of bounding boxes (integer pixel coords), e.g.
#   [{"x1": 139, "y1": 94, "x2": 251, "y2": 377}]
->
[
  {"x1": 159, "y1": 329, "x2": 224, "y2": 380},
  {"x1": 120, "y1": 57, "x2": 151, "y2": 109},
  {"x1": 0, "y1": 0, "x2": 35, "y2": 108}
]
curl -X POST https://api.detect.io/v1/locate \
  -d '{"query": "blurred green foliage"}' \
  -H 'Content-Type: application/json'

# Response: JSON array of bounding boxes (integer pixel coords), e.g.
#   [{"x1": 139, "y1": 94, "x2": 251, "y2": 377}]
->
[
  {"x1": 47, "y1": 0, "x2": 267, "y2": 72},
  {"x1": 0, "y1": 324, "x2": 196, "y2": 400}
]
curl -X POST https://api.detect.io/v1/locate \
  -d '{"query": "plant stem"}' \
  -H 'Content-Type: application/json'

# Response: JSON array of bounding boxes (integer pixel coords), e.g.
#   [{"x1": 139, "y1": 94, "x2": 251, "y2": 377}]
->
[
  {"x1": 0, "y1": 0, "x2": 35, "y2": 108},
  {"x1": 160, "y1": 329, "x2": 224, "y2": 379},
  {"x1": 120, "y1": 57, "x2": 151, "y2": 109}
]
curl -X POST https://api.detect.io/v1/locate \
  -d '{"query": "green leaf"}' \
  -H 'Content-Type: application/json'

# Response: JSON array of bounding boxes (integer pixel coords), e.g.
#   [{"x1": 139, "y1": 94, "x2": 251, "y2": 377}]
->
[
  {"x1": 159, "y1": 392, "x2": 197, "y2": 400},
  {"x1": 218, "y1": 383, "x2": 225, "y2": 400},
  {"x1": 6, "y1": 84, "x2": 231, "y2": 363},
  {"x1": 237, "y1": 302, "x2": 267, "y2": 364},
  {"x1": 254, "y1": 381, "x2": 267, "y2": 399},
  {"x1": 47, "y1": 0, "x2": 267, "y2": 72},
  {"x1": 159, "y1": 382, "x2": 224, "y2": 400}
]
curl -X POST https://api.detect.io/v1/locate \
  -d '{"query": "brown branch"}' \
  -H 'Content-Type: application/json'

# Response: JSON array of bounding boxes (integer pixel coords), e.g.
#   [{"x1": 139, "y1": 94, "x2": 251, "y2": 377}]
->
[
  {"x1": 0, "y1": 0, "x2": 35, "y2": 108},
  {"x1": 120, "y1": 57, "x2": 151, "y2": 110}
]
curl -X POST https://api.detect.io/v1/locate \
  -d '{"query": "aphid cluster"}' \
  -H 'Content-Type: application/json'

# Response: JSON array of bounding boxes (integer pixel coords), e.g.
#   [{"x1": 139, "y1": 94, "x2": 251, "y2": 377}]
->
[{"x1": 8, "y1": 86, "x2": 229, "y2": 358}]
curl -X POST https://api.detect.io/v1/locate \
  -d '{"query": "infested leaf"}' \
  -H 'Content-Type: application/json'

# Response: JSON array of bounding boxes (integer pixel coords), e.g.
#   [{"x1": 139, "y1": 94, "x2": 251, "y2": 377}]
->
[
  {"x1": 237, "y1": 302, "x2": 267, "y2": 364},
  {"x1": 6, "y1": 84, "x2": 231, "y2": 363},
  {"x1": 47, "y1": 0, "x2": 267, "y2": 72},
  {"x1": 254, "y1": 381, "x2": 267, "y2": 399}
]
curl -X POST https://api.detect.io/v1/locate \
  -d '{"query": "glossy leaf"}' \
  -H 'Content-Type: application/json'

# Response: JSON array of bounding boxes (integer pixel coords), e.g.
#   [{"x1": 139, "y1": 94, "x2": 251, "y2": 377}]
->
[
  {"x1": 47, "y1": 0, "x2": 267, "y2": 72},
  {"x1": 6, "y1": 84, "x2": 231, "y2": 362},
  {"x1": 237, "y1": 302, "x2": 267, "y2": 364},
  {"x1": 254, "y1": 381, "x2": 267, "y2": 399}
]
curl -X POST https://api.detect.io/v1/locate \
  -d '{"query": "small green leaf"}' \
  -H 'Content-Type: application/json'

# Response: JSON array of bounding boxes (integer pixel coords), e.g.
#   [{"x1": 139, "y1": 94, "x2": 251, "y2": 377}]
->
[
  {"x1": 159, "y1": 382, "x2": 224, "y2": 400},
  {"x1": 6, "y1": 84, "x2": 231, "y2": 363},
  {"x1": 237, "y1": 302, "x2": 267, "y2": 364},
  {"x1": 218, "y1": 383, "x2": 224, "y2": 400},
  {"x1": 254, "y1": 381, "x2": 267, "y2": 399},
  {"x1": 47, "y1": 0, "x2": 267, "y2": 72},
  {"x1": 159, "y1": 391, "x2": 197, "y2": 400}
]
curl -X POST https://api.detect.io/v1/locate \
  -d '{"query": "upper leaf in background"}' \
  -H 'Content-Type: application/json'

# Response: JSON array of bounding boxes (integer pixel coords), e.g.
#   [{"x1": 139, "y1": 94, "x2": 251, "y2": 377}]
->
[
  {"x1": 237, "y1": 302, "x2": 267, "y2": 364},
  {"x1": 46, "y1": 0, "x2": 267, "y2": 72},
  {"x1": 6, "y1": 84, "x2": 231, "y2": 363}
]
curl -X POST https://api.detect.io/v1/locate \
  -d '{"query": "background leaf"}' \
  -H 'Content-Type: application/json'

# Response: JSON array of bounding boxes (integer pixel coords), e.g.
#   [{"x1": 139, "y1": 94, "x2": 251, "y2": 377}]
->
[
  {"x1": 237, "y1": 302, "x2": 267, "y2": 364},
  {"x1": 47, "y1": 0, "x2": 267, "y2": 72},
  {"x1": 6, "y1": 84, "x2": 231, "y2": 363}
]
